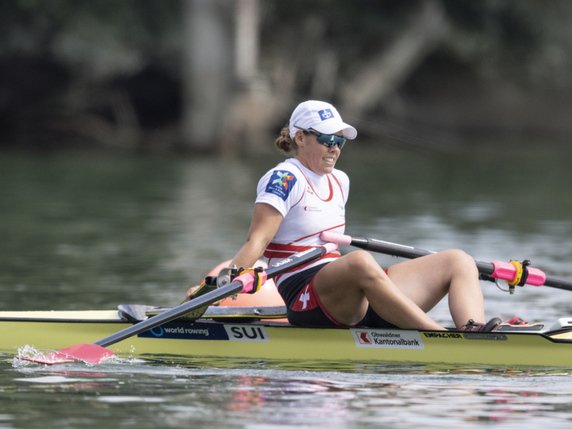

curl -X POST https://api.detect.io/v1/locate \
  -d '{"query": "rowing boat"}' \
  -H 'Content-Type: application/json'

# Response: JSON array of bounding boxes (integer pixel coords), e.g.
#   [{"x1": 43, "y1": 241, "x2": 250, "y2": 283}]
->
[
  {"x1": 5, "y1": 239, "x2": 572, "y2": 369},
  {"x1": 3, "y1": 305, "x2": 572, "y2": 368}
]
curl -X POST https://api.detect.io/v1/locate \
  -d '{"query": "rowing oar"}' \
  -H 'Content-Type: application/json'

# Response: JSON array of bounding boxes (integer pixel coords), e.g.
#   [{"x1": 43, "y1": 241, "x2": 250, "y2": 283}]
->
[
  {"x1": 320, "y1": 231, "x2": 572, "y2": 292},
  {"x1": 23, "y1": 243, "x2": 336, "y2": 365}
]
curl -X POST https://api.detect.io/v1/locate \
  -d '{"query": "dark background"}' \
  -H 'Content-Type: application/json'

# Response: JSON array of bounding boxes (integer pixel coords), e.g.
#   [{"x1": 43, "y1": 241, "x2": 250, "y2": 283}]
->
[{"x1": 3, "y1": 0, "x2": 572, "y2": 152}]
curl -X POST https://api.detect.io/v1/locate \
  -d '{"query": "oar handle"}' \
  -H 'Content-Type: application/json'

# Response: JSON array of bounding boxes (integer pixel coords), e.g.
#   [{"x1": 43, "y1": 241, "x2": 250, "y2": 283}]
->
[
  {"x1": 321, "y1": 231, "x2": 572, "y2": 292},
  {"x1": 95, "y1": 243, "x2": 337, "y2": 348}
]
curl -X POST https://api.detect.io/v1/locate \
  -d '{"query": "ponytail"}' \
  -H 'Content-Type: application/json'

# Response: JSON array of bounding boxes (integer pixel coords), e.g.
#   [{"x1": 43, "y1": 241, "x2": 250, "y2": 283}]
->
[{"x1": 274, "y1": 127, "x2": 297, "y2": 155}]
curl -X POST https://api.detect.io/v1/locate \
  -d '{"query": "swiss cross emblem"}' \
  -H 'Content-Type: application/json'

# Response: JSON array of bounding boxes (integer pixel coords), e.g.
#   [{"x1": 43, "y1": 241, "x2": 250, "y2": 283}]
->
[{"x1": 291, "y1": 285, "x2": 319, "y2": 312}]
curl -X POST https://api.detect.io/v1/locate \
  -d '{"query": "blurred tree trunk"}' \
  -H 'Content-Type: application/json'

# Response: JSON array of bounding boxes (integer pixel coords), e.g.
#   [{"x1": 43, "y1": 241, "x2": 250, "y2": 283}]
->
[
  {"x1": 219, "y1": 0, "x2": 291, "y2": 153},
  {"x1": 234, "y1": 0, "x2": 258, "y2": 82},
  {"x1": 341, "y1": 0, "x2": 449, "y2": 118},
  {"x1": 181, "y1": 0, "x2": 233, "y2": 151}
]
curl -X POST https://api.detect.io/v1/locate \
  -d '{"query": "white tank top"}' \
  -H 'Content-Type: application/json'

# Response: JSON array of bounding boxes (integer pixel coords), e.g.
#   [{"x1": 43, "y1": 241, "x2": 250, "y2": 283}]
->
[{"x1": 255, "y1": 158, "x2": 349, "y2": 284}]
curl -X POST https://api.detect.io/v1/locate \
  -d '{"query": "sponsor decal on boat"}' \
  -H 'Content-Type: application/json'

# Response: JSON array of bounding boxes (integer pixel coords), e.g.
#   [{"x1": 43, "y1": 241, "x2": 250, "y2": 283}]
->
[
  {"x1": 138, "y1": 321, "x2": 269, "y2": 342},
  {"x1": 351, "y1": 329, "x2": 424, "y2": 350},
  {"x1": 462, "y1": 333, "x2": 508, "y2": 341},
  {"x1": 224, "y1": 325, "x2": 269, "y2": 342},
  {"x1": 139, "y1": 321, "x2": 229, "y2": 340},
  {"x1": 423, "y1": 332, "x2": 463, "y2": 339}
]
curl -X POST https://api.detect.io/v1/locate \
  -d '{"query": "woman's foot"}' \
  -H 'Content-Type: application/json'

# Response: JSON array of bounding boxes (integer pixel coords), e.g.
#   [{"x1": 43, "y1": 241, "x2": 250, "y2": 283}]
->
[{"x1": 459, "y1": 317, "x2": 502, "y2": 332}]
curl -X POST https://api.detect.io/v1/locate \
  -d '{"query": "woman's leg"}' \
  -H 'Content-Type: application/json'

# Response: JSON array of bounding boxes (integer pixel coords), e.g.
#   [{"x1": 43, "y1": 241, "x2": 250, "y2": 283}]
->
[
  {"x1": 312, "y1": 250, "x2": 446, "y2": 330},
  {"x1": 386, "y1": 249, "x2": 485, "y2": 328}
]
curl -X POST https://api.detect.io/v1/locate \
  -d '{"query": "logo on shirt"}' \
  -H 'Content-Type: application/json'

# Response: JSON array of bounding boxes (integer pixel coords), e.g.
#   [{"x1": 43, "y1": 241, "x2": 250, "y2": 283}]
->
[
  {"x1": 265, "y1": 170, "x2": 297, "y2": 201},
  {"x1": 318, "y1": 109, "x2": 334, "y2": 121}
]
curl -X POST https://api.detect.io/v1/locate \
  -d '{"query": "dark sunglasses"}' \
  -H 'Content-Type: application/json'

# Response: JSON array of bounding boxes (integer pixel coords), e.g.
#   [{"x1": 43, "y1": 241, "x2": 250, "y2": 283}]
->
[{"x1": 295, "y1": 125, "x2": 347, "y2": 149}]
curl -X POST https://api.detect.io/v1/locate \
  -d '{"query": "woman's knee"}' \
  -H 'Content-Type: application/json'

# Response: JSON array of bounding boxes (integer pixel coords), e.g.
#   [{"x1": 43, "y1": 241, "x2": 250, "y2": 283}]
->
[
  {"x1": 342, "y1": 250, "x2": 388, "y2": 284},
  {"x1": 344, "y1": 250, "x2": 376, "y2": 268},
  {"x1": 440, "y1": 249, "x2": 478, "y2": 275}
]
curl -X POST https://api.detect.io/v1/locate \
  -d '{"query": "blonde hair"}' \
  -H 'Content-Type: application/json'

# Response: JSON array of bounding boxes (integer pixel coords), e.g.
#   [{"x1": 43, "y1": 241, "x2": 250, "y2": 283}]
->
[{"x1": 274, "y1": 126, "x2": 298, "y2": 155}]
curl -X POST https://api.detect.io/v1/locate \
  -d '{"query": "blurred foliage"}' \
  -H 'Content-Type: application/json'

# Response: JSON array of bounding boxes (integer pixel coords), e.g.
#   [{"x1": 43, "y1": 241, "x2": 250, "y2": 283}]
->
[
  {"x1": 0, "y1": 0, "x2": 181, "y2": 74},
  {"x1": 2, "y1": 0, "x2": 572, "y2": 150},
  {"x1": 259, "y1": 0, "x2": 572, "y2": 90}
]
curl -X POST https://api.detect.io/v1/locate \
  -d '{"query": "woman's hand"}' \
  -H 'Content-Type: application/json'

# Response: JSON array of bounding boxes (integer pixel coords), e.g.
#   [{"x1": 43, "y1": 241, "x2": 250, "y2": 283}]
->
[
  {"x1": 184, "y1": 276, "x2": 218, "y2": 302},
  {"x1": 185, "y1": 284, "x2": 201, "y2": 301}
]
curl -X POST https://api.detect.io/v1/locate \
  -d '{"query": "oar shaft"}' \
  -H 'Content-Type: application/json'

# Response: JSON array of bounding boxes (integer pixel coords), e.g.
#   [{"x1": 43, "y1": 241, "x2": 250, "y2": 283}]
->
[
  {"x1": 544, "y1": 275, "x2": 572, "y2": 292},
  {"x1": 322, "y1": 232, "x2": 572, "y2": 292},
  {"x1": 94, "y1": 281, "x2": 244, "y2": 348},
  {"x1": 362, "y1": 236, "x2": 496, "y2": 274},
  {"x1": 354, "y1": 237, "x2": 435, "y2": 259},
  {"x1": 95, "y1": 244, "x2": 335, "y2": 348}
]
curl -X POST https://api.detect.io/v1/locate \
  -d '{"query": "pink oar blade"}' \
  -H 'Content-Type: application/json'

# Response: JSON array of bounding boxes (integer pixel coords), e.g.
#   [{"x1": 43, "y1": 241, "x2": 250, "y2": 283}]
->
[{"x1": 23, "y1": 343, "x2": 116, "y2": 365}]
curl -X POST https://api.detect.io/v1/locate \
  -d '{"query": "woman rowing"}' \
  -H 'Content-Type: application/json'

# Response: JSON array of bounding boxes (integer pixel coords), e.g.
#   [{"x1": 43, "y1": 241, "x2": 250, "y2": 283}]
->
[{"x1": 190, "y1": 100, "x2": 500, "y2": 332}]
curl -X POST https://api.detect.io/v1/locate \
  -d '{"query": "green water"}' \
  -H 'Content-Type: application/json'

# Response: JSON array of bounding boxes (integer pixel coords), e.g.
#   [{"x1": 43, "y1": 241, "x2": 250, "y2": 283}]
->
[{"x1": 1, "y1": 145, "x2": 572, "y2": 428}]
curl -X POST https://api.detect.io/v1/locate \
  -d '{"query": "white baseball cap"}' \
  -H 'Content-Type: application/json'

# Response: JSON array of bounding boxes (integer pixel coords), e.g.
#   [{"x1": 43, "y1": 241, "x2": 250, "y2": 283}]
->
[{"x1": 288, "y1": 100, "x2": 357, "y2": 140}]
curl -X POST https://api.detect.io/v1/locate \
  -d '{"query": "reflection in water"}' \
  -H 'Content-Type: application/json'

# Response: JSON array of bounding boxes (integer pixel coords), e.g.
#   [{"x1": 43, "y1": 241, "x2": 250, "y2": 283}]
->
[
  {"x1": 5, "y1": 359, "x2": 572, "y2": 429},
  {"x1": 163, "y1": 157, "x2": 264, "y2": 282},
  {"x1": 2, "y1": 146, "x2": 572, "y2": 428}
]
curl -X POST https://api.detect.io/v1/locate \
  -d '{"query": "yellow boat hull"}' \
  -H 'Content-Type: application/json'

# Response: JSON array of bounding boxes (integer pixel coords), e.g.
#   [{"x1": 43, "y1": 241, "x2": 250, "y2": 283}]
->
[{"x1": 2, "y1": 310, "x2": 572, "y2": 368}]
